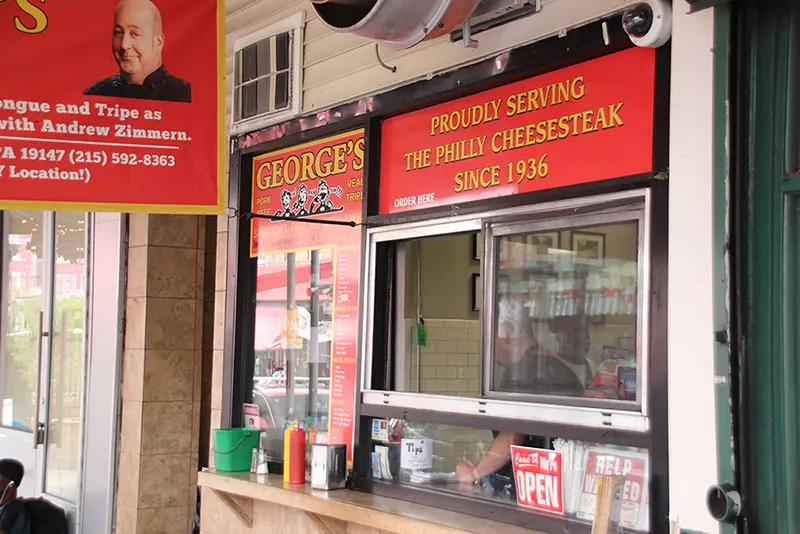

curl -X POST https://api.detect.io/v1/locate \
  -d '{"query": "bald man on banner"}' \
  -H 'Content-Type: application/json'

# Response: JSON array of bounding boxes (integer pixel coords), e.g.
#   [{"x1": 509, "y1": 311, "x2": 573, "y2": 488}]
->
[{"x1": 85, "y1": 0, "x2": 191, "y2": 103}]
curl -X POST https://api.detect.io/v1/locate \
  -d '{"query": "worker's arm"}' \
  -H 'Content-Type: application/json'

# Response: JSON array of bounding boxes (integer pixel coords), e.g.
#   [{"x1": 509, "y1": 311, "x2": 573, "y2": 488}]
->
[{"x1": 456, "y1": 432, "x2": 525, "y2": 482}]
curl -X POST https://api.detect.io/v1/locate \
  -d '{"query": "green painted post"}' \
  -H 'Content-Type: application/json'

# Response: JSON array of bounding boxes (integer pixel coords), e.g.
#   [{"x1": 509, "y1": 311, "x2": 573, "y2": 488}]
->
[{"x1": 711, "y1": 5, "x2": 736, "y2": 534}]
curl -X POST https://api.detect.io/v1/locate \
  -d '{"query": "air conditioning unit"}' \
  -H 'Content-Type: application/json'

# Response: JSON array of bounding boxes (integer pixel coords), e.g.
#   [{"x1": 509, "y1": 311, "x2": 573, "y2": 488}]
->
[{"x1": 309, "y1": 0, "x2": 483, "y2": 50}]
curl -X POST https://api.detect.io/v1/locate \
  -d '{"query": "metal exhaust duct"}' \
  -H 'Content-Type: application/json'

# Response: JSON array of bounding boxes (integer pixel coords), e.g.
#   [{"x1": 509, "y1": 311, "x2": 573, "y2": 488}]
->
[{"x1": 309, "y1": 0, "x2": 483, "y2": 50}]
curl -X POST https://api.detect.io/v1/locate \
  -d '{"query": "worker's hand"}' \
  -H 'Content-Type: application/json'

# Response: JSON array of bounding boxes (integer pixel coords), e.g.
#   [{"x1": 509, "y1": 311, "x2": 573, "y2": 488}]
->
[{"x1": 455, "y1": 461, "x2": 478, "y2": 485}]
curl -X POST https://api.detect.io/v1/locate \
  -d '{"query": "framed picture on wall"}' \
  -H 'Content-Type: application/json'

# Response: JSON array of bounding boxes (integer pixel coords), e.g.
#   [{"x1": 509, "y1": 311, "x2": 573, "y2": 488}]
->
[
  {"x1": 525, "y1": 232, "x2": 560, "y2": 252},
  {"x1": 472, "y1": 273, "x2": 481, "y2": 311},
  {"x1": 472, "y1": 232, "x2": 481, "y2": 261},
  {"x1": 571, "y1": 231, "x2": 606, "y2": 261}
]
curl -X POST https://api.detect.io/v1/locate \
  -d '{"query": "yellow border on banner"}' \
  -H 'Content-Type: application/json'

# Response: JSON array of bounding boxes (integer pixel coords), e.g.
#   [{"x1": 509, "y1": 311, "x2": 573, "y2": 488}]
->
[{"x1": 0, "y1": 0, "x2": 228, "y2": 216}]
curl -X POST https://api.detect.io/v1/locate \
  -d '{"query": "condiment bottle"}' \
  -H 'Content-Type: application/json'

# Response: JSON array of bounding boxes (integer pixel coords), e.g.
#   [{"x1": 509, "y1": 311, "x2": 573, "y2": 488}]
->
[
  {"x1": 283, "y1": 422, "x2": 293, "y2": 483},
  {"x1": 288, "y1": 423, "x2": 307, "y2": 484}
]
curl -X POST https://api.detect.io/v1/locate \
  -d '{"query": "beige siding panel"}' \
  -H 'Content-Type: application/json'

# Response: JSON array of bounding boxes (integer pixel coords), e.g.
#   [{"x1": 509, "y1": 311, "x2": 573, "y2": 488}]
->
[
  {"x1": 225, "y1": 0, "x2": 258, "y2": 17},
  {"x1": 304, "y1": 29, "x2": 369, "y2": 66},
  {"x1": 302, "y1": 0, "x2": 640, "y2": 113},
  {"x1": 304, "y1": 16, "x2": 333, "y2": 43}
]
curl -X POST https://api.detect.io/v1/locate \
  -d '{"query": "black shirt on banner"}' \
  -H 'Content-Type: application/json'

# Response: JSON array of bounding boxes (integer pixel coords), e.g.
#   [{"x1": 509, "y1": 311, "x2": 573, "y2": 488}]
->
[{"x1": 84, "y1": 65, "x2": 191, "y2": 103}]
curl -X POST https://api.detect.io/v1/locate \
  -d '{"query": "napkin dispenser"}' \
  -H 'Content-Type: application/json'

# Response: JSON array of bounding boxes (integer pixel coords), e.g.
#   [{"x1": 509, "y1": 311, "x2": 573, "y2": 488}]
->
[{"x1": 310, "y1": 444, "x2": 347, "y2": 490}]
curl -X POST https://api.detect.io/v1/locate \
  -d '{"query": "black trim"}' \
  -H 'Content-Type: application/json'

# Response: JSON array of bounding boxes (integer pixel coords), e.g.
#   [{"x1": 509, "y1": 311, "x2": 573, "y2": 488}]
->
[
  {"x1": 228, "y1": 151, "x2": 253, "y2": 429},
  {"x1": 646, "y1": 179, "x2": 669, "y2": 534},
  {"x1": 369, "y1": 242, "x2": 394, "y2": 390},
  {"x1": 652, "y1": 44, "x2": 672, "y2": 174},
  {"x1": 365, "y1": 116, "x2": 383, "y2": 218}
]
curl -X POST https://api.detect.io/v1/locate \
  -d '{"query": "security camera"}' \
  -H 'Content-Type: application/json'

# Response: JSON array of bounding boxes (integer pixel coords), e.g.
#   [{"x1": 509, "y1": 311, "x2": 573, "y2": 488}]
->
[{"x1": 621, "y1": 0, "x2": 672, "y2": 48}]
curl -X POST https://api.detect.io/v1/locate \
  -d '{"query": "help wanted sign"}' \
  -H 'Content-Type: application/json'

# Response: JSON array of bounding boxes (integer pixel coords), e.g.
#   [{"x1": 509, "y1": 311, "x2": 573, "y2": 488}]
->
[
  {"x1": 510, "y1": 446, "x2": 564, "y2": 515},
  {"x1": 576, "y1": 447, "x2": 649, "y2": 530}
]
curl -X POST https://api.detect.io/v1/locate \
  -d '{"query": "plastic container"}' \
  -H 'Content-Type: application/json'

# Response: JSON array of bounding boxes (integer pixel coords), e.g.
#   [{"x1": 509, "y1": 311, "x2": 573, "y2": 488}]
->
[{"x1": 213, "y1": 428, "x2": 260, "y2": 472}]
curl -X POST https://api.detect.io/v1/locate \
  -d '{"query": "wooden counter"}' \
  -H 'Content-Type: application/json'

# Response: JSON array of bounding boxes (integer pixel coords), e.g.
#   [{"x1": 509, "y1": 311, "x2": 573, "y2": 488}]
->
[{"x1": 198, "y1": 470, "x2": 546, "y2": 534}]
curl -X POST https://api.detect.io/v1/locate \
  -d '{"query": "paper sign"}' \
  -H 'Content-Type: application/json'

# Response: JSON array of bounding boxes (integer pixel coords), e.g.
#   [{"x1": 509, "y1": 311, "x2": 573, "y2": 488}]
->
[
  {"x1": 400, "y1": 439, "x2": 433, "y2": 470},
  {"x1": 577, "y1": 447, "x2": 649, "y2": 530},
  {"x1": 243, "y1": 403, "x2": 260, "y2": 429},
  {"x1": 510, "y1": 445, "x2": 564, "y2": 515},
  {"x1": 371, "y1": 419, "x2": 389, "y2": 442}
]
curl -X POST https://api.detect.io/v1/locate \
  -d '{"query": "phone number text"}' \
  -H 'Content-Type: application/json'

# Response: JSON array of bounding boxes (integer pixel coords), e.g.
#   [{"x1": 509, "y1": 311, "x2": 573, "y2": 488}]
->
[{"x1": 13, "y1": 148, "x2": 176, "y2": 167}]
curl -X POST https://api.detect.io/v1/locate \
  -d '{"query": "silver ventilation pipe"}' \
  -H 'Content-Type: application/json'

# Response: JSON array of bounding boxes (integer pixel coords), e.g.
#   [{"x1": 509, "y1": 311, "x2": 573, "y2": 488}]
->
[{"x1": 309, "y1": 0, "x2": 482, "y2": 50}]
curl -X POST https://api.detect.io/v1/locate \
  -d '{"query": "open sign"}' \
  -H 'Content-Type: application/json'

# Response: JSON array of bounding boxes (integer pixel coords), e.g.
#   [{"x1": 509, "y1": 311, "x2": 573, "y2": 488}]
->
[{"x1": 510, "y1": 446, "x2": 564, "y2": 515}]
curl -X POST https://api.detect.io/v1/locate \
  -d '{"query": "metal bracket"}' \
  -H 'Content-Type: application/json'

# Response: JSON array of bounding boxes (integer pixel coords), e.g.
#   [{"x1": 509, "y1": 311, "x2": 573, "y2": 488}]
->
[
  {"x1": 245, "y1": 212, "x2": 358, "y2": 228},
  {"x1": 463, "y1": 21, "x2": 479, "y2": 49}
]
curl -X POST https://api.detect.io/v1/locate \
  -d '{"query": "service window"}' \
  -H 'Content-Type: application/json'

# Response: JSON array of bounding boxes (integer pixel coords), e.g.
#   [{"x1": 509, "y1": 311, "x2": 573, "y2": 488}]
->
[
  {"x1": 363, "y1": 192, "x2": 649, "y2": 424},
  {"x1": 359, "y1": 190, "x2": 652, "y2": 532}
]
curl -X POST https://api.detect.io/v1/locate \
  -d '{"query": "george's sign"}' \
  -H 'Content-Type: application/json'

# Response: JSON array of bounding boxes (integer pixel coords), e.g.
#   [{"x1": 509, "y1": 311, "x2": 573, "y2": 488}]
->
[
  {"x1": 510, "y1": 445, "x2": 564, "y2": 515},
  {"x1": 378, "y1": 47, "x2": 656, "y2": 214},
  {"x1": 250, "y1": 129, "x2": 365, "y2": 466}
]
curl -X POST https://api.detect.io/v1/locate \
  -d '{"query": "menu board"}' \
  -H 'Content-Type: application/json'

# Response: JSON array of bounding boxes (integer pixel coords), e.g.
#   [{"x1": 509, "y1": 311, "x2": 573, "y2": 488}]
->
[{"x1": 250, "y1": 129, "x2": 365, "y2": 464}]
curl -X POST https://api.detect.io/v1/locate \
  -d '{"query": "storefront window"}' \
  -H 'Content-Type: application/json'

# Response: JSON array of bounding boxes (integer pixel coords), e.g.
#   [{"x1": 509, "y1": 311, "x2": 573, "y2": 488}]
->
[
  {"x1": 44, "y1": 212, "x2": 87, "y2": 502},
  {"x1": 245, "y1": 128, "x2": 366, "y2": 466},
  {"x1": 251, "y1": 248, "x2": 334, "y2": 460},
  {"x1": 394, "y1": 234, "x2": 481, "y2": 397},
  {"x1": 0, "y1": 211, "x2": 45, "y2": 432},
  {"x1": 367, "y1": 417, "x2": 650, "y2": 532}
]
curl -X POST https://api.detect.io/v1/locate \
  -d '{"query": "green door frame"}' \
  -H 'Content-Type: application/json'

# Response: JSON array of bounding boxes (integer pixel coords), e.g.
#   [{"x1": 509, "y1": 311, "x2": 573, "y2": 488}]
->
[
  {"x1": 711, "y1": 5, "x2": 736, "y2": 534},
  {"x1": 736, "y1": 0, "x2": 800, "y2": 532}
]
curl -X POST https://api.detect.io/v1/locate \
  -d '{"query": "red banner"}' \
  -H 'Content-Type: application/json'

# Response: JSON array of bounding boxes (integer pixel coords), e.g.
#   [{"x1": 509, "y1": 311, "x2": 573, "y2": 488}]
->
[
  {"x1": 0, "y1": 0, "x2": 224, "y2": 213},
  {"x1": 251, "y1": 129, "x2": 365, "y2": 464},
  {"x1": 510, "y1": 445, "x2": 564, "y2": 515},
  {"x1": 379, "y1": 47, "x2": 656, "y2": 214},
  {"x1": 577, "y1": 448, "x2": 649, "y2": 529}
]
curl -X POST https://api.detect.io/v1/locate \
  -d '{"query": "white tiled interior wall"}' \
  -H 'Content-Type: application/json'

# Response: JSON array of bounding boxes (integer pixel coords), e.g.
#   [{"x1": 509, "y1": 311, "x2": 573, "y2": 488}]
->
[{"x1": 403, "y1": 318, "x2": 481, "y2": 397}]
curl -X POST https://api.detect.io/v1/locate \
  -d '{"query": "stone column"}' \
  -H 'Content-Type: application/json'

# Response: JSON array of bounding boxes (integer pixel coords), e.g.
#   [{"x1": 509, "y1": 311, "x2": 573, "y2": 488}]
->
[{"x1": 116, "y1": 214, "x2": 206, "y2": 534}]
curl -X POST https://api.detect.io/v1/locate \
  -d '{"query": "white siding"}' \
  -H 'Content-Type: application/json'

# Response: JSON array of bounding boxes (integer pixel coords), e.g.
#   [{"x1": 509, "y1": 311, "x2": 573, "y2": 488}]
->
[
  {"x1": 667, "y1": 4, "x2": 720, "y2": 534},
  {"x1": 225, "y1": 0, "x2": 642, "y2": 130}
]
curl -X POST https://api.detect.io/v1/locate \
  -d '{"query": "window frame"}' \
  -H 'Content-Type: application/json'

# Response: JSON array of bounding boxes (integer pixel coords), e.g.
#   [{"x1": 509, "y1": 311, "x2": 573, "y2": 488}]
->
[
  {"x1": 230, "y1": 11, "x2": 305, "y2": 136},
  {"x1": 360, "y1": 188, "x2": 652, "y2": 434},
  {"x1": 481, "y1": 201, "x2": 650, "y2": 414}
]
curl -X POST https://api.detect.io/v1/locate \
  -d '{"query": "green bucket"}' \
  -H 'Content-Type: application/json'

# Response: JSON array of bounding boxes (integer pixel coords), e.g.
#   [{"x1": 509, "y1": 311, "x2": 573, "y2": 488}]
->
[{"x1": 213, "y1": 428, "x2": 260, "y2": 472}]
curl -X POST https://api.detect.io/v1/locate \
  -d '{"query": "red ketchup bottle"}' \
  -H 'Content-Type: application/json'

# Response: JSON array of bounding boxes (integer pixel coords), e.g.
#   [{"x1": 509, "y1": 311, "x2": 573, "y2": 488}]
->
[{"x1": 288, "y1": 424, "x2": 307, "y2": 484}]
